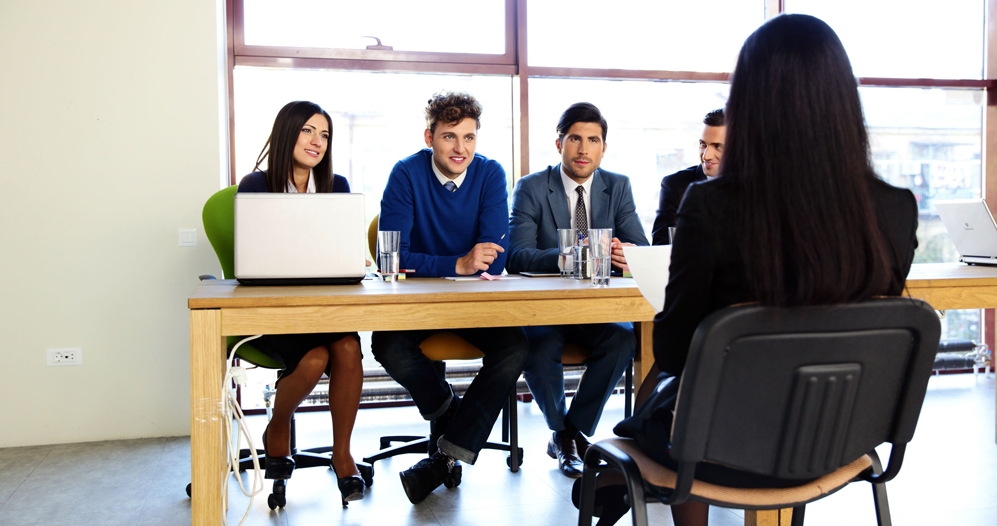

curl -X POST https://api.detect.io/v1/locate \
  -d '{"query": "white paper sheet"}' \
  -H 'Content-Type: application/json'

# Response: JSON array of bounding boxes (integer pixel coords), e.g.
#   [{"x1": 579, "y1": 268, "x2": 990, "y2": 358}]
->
[{"x1": 622, "y1": 245, "x2": 672, "y2": 313}]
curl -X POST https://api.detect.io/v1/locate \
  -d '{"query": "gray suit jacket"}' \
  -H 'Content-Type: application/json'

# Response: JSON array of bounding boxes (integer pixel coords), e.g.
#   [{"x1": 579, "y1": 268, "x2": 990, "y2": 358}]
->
[{"x1": 506, "y1": 164, "x2": 649, "y2": 273}]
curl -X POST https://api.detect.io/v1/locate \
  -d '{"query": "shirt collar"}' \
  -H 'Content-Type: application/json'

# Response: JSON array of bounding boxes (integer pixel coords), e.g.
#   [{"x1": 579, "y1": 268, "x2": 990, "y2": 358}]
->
[
  {"x1": 286, "y1": 170, "x2": 317, "y2": 193},
  {"x1": 431, "y1": 156, "x2": 467, "y2": 189},
  {"x1": 559, "y1": 163, "x2": 595, "y2": 195}
]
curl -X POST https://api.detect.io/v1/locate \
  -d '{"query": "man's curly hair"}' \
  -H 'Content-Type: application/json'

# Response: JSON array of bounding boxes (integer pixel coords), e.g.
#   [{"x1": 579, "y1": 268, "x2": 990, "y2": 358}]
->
[{"x1": 425, "y1": 91, "x2": 482, "y2": 134}]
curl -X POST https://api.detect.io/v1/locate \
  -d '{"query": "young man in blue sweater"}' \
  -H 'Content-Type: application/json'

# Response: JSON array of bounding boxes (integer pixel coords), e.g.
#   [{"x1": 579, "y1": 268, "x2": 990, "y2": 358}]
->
[{"x1": 373, "y1": 91, "x2": 530, "y2": 504}]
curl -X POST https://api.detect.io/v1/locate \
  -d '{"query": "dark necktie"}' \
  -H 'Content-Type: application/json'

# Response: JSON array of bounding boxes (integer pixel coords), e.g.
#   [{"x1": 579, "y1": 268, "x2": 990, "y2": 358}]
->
[
  {"x1": 444, "y1": 181, "x2": 457, "y2": 192},
  {"x1": 575, "y1": 186, "x2": 588, "y2": 238}
]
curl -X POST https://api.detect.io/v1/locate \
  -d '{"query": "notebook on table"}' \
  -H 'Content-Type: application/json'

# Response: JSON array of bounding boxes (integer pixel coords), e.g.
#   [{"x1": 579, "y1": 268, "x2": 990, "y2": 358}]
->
[
  {"x1": 234, "y1": 193, "x2": 367, "y2": 285},
  {"x1": 934, "y1": 198, "x2": 997, "y2": 266}
]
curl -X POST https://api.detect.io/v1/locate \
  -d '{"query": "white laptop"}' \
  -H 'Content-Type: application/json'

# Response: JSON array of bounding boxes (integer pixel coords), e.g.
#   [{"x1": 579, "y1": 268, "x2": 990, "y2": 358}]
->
[
  {"x1": 234, "y1": 193, "x2": 367, "y2": 285},
  {"x1": 934, "y1": 198, "x2": 997, "y2": 266}
]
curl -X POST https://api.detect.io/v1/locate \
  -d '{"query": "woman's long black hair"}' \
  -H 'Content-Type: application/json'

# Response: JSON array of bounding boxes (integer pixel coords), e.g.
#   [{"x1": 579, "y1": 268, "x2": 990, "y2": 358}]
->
[{"x1": 722, "y1": 14, "x2": 894, "y2": 306}]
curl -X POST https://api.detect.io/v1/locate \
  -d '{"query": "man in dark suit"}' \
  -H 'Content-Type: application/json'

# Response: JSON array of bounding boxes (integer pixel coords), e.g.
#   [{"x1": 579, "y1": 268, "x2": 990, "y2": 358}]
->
[
  {"x1": 651, "y1": 108, "x2": 725, "y2": 245},
  {"x1": 507, "y1": 103, "x2": 648, "y2": 478}
]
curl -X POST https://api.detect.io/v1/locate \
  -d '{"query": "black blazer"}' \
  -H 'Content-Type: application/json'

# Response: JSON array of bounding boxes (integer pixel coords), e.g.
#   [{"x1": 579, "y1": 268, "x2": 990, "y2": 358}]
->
[
  {"x1": 651, "y1": 165, "x2": 706, "y2": 245},
  {"x1": 653, "y1": 176, "x2": 919, "y2": 376},
  {"x1": 237, "y1": 171, "x2": 351, "y2": 193},
  {"x1": 507, "y1": 164, "x2": 648, "y2": 273}
]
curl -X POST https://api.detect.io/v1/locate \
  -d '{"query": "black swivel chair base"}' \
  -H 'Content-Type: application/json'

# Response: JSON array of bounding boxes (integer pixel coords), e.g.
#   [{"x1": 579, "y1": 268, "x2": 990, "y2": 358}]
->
[
  {"x1": 363, "y1": 390, "x2": 524, "y2": 474},
  {"x1": 185, "y1": 416, "x2": 374, "y2": 509}
]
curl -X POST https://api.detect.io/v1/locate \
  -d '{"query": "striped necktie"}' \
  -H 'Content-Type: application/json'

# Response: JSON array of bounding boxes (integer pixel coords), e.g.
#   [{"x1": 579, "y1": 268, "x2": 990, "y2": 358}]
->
[{"x1": 444, "y1": 181, "x2": 457, "y2": 192}]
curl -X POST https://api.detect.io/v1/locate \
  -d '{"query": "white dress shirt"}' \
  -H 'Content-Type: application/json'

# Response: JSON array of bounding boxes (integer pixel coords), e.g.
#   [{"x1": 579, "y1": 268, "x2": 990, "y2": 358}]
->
[{"x1": 560, "y1": 164, "x2": 593, "y2": 231}]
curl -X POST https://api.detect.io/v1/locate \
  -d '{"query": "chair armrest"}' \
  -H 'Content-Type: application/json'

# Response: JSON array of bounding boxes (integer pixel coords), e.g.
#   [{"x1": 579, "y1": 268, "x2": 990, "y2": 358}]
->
[{"x1": 860, "y1": 446, "x2": 905, "y2": 484}]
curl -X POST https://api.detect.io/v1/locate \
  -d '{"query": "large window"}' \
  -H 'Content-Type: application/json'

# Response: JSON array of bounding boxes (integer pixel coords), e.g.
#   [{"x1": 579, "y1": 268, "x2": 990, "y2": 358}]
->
[
  {"x1": 860, "y1": 86, "x2": 984, "y2": 264},
  {"x1": 243, "y1": 0, "x2": 508, "y2": 55},
  {"x1": 528, "y1": 79, "x2": 729, "y2": 236},
  {"x1": 233, "y1": 68, "x2": 514, "y2": 228},
  {"x1": 228, "y1": 0, "x2": 992, "y2": 403},
  {"x1": 786, "y1": 0, "x2": 984, "y2": 78},
  {"x1": 527, "y1": 0, "x2": 763, "y2": 72}
]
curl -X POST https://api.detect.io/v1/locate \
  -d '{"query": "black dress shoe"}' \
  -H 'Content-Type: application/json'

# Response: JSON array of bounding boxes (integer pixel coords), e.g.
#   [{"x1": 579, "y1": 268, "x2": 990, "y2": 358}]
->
[
  {"x1": 399, "y1": 452, "x2": 454, "y2": 504},
  {"x1": 262, "y1": 424, "x2": 295, "y2": 480},
  {"x1": 428, "y1": 390, "x2": 461, "y2": 456},
  {"x1": 575, "y1": 433, "x2": 592, "y2": 459},
  {"x1": 331, "y1": 463, "x2": 365, "y2": 507},
  {"x1": 547, "y1": 431, "x2": 584, "y2": 478}
]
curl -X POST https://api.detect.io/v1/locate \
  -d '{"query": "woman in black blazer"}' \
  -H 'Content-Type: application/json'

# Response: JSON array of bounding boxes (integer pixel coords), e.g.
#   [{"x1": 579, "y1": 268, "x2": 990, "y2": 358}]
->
[
  {"x1": 237, "y1": 101, "x2": 365, "y2": 506},
  {"x1": 589, "y1": 15, "x2": 919, "y2": 526}
]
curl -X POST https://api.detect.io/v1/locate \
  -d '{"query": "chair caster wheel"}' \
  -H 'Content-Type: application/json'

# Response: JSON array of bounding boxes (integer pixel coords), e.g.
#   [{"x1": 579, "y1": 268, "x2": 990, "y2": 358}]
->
[
  {"x1": 443, "y1": 461, "x2": 462, "y2": 488},
  {"x1": 268, "y1": 479, "x2": 287, "y2": 509},
  {"x1": 267, "y1": 493, "x2": 285, "y2": 510},
  {"x1": 185, "y1": 483, "x2": 192, "y2": 497},
  {"x1": 507, "y1": 448, "x2": 524, "y2": 468},
  {"x1": 357, "y1": 462, "x2": 374, "y2": 487}
]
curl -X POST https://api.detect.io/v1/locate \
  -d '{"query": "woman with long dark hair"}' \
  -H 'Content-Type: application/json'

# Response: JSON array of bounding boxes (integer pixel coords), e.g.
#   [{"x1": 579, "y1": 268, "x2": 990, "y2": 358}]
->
[
  {"x1": 589, "y1": 15, "x2": 918, "y2": 526},
  {"x1": 238, "y1": 100, "x2": 365, "y2": 506}
]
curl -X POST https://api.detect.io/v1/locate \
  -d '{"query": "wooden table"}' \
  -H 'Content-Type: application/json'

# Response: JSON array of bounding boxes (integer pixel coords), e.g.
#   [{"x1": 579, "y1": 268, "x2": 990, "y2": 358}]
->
[
  {"x1": 188, "y1": 263, "x2": 997, "y2": 525},
  {"x1": 187, "y1": 276, "x2": 655, "y2": 525}
]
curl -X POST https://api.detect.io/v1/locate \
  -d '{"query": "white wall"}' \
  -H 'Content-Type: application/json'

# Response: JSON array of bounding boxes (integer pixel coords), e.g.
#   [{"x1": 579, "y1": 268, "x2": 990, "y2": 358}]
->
[{"x1": 0, "y1": 0, "x2": 227, "y2": 446}]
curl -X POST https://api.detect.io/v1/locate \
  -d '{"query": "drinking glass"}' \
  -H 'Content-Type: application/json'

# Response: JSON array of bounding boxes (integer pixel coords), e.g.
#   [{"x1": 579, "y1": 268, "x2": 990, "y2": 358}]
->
[
  {"x1": 557, "y1": 228, "x2": 577, "y2": 278},
  {"x1": 589, "y1": 228, "x2": 613, "y2": 287},
  {"x1": 377, "y1": 230, "x2": 400, "y2": 282}
]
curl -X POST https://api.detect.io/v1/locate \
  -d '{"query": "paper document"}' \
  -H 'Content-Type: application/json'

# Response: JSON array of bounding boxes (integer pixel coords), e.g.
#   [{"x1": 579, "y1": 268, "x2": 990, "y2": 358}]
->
[
  {"x1": 622, "y1": 245, "x2": 672, "y2": 313},
  {"x1": 442, "y1": 274, "x2": 522, "y2": 281}
]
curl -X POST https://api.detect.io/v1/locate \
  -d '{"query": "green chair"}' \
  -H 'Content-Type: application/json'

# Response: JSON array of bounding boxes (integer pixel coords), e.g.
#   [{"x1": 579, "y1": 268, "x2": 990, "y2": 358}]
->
[{"x1": 187, "y1": 185, "x2": 373, "y2": 510}]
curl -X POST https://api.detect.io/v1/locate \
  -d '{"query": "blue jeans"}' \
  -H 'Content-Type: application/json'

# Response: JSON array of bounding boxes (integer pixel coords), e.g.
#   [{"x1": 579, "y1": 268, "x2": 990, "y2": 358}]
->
[
  {"x1": 523, "y1": 323, "x2": 635, "y2": 436},
  {"x1": 371, "y1": 327, "x2": 529, "y2": 464}
]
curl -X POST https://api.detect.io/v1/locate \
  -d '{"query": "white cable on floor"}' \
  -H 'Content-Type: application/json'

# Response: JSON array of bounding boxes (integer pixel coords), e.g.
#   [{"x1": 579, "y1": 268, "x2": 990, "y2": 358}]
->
[{"x1": 221, "y1": 334, "x2": 264, "y2": 526}]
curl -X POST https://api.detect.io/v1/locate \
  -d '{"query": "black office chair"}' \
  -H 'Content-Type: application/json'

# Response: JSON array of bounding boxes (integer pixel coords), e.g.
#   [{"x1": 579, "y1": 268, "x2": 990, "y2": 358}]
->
[{"x1": 578, "y1": 298, "x2": 940, "y2": 526}]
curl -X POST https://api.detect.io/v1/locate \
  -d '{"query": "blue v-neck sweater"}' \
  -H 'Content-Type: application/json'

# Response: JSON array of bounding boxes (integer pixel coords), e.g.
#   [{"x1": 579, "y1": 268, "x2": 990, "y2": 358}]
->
[{"x1": 379, "y1": 149, "x2": 510, "y2": 277}]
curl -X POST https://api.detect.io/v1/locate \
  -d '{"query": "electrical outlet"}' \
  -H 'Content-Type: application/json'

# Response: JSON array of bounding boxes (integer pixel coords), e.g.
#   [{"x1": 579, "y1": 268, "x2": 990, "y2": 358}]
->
[
  {"x1": 47, "y1": 348, "x2": 83, "y2": 366},
  {"x1": 179, "y1": 228, "x2": 197, "y2": 247}
]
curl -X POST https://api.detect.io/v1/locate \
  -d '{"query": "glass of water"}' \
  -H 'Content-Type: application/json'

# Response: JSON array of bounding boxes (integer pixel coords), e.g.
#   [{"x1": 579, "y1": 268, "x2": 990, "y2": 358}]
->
[
  {"x1": 557, "y1": 228, "x2": 576, "y2": 278},
  {"x1": 588, "y1": 228, "x2": 613, "y2": 287},
  {"x1": 377, "y1": 230, "x2": 400, "y2": 282}
]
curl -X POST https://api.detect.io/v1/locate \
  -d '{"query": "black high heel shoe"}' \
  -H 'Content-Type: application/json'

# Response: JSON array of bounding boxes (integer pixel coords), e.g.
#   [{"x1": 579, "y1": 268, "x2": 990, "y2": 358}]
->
[
  {"x1": 332, "y1": 462, "x2": 365, "y2": 507},
  {"x1": 262, "y1": 424, "x2": 295, "y2": 480}
]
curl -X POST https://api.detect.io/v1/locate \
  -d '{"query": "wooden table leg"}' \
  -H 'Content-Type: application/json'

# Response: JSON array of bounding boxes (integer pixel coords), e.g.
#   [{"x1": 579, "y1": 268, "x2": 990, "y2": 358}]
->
[
  {"x1": 634, "y1": 321, "x2": 654, "y2": 393},
  {"x1": 745, "y1": 509, "x2": 793, "y2": 526},
  {"x1": 190, "y1": 309, "x2": 225, "y2": 526}
]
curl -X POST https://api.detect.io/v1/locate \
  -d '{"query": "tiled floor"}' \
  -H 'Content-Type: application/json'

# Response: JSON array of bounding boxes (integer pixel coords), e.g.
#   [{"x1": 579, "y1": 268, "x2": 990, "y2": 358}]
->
[{"x1": 0, "y1": 373, "x2": 994, "y2": 526}]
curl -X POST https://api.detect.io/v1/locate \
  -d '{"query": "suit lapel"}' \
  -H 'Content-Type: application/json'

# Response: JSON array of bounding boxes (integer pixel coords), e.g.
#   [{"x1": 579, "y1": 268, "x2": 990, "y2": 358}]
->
[
  {"x1": 547, "y1": 165, "x2": 571, "y2": 230},
  {"x1": 589, "y1": 170, "x2": 610, "y2": 229}
]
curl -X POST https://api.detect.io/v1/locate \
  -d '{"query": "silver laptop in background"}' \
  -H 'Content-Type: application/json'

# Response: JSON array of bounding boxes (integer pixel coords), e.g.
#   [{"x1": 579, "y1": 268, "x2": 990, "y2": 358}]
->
[
  {"x1": 934, "y1": 198, "x2": 997, "y2": 266},
  {"x1": 234, "y1": 193, "x2": 367, "y2": 285}
]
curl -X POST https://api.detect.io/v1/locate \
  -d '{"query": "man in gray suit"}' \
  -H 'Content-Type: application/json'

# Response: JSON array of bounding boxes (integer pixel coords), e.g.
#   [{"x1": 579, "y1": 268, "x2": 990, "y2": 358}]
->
[{"x1": 506, "y1": 102, "x2": 648, "y2": 478}]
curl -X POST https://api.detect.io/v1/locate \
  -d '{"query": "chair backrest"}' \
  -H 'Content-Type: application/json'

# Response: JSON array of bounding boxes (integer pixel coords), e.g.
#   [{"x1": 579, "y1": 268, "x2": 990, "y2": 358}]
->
[
  {"x1": 202, "y1": 185, "x2": 238, "y2": 280},
  {"x1": 367, "y1": 214, "x2": 379, "y2": 263},
  {"x1": 201, "y1": 185, "x2": 283, "y2": 369},
  {"x1": 669, "y1": 298, "x2": 940, "y2": 481}
]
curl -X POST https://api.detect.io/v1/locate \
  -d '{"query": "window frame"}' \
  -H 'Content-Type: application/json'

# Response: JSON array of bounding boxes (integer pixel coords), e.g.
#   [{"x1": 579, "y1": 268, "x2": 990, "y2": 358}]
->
[
  {"x1": 226, "y1": 0, "x2": 996, "y2": 184},
  {"x1": 224, "y1": 0, "x2": 997, "y2": 408}
]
